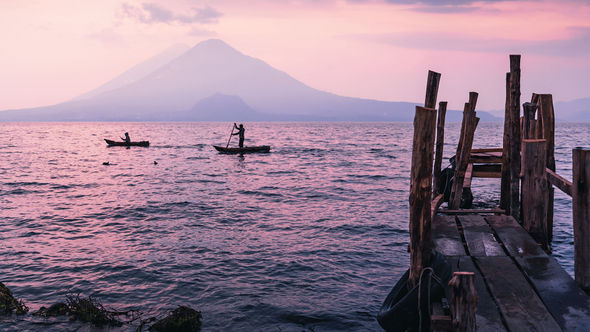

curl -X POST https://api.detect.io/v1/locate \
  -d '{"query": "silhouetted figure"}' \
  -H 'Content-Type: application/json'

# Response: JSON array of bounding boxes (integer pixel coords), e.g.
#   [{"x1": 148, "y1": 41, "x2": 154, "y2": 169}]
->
[
  {"x1": 121, "y1": 132, "x2": 131, "y2": 143},
  {"x1": 232, "y1": 123, "x2": 245, "y2": 148}
]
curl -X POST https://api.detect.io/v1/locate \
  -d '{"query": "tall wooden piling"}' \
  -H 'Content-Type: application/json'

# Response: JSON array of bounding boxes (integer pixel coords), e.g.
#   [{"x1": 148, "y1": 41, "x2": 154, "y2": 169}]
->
[
  {"x1": 573, "y1": 148, "x2": 590, "y2": 292},
  {"x1": 522, "y1": 103, "x2": 537, "y2": 140},
  {"x1": 522, "y1": 139, "x2": 549, "y2": 250},
  {"x1": 501, "y1": 55, "x2": 522, "y2": 219},
  {"x1": 536, "y1": 94, "x2": 556, "y2": 242},
  {"x1": 433, "y1": 101, "x2": 448, "y2": 195},
  {"x1": 449, "y1": 272, "x2": 477, "y2": 332},
  {"x1": 409, "y1": 106, "x2": 437, "y2": 285}
]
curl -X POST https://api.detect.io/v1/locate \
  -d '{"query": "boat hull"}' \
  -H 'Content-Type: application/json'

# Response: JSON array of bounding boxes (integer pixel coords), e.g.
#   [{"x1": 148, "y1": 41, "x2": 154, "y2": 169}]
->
[
  {"x1": 105, "y1": 139, "x2": 150, "y2": 147},
  {"x1": 213, "y1": 145, "x2": 270, "y2": 153}
]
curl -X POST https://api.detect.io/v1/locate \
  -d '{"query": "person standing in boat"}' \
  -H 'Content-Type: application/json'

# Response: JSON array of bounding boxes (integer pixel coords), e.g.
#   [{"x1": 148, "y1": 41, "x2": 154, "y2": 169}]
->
[
  {"x1": 121, "y1": 132, "x2": 131, "y2": 143},
  {"x1": 232, "y1": 123, "x2": 245, "y2": 148}
]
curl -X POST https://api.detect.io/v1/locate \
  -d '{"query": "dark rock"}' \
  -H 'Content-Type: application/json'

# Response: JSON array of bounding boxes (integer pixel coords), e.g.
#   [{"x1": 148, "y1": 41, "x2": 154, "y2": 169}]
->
[
  {"x1": 33, "y1": 302, "x2": 69, "y2": 317},
  {"x1": 0, "y1": 282, "x2": 28, "y2": 315},
  {"x1": 65, "y1": 294, "x2": 122, "y2": 327},
  {"x1": 149, "y1": 306, "x2": 202, "y2": 332}
]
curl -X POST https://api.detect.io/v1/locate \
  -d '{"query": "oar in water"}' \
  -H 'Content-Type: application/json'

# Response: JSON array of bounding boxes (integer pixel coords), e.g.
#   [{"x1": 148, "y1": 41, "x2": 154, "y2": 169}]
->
[{"x1": 225, "y1": 125, "x2": 235, "y2": 148}]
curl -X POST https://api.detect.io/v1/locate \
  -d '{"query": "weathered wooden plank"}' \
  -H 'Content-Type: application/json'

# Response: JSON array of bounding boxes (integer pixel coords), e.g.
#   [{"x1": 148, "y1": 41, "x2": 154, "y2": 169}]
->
[
  {"x1": 485, "y1": 215, "x2": 546, "y2": 258},
  {"x1": 512, "y1": 254, "x2": 590, "y2": 331},
  {"x1": 470, "y1": 148, "x2": 503, "y2": 153},
  {"x1": 522, "y1": 139, "x2": 550, "y2": 251},
  {"x1": 431, "y1": 193, "x2": 444, "y2": 220},
  {"x1": 471, "y1": 170, "x2": 502, "y2": 178},
  {"x1": 433, "y1": 101, "x2": 448, "y2": 196},
  {"x1": 409, "y1": 106, "x2": 437, "y2": 285},
  {"x1": 546, "y1": 168, "x2": 572, "y2": 196},
  {"x1": 439, "y1": 208, "x2": 505, "y2": 215},
  {"x1": 573, "y1": 147, "x2": 590, "y2": 292},
  {"x1": 447, "y1": 257, "x2": 507, "y2": 332},
  {"x1": 432, "y1": 215, "x2": 465, "y2": 256},
  {"x1": 522, "y1": 102, "x2": 538, "y2": 140},
  {"x1": 464, "y1": 163, "x2": 473, "y2": 189},
  {"x1": 474, "y1": 256, "x2": 562, "y2": 331},
  {"x1": 457, "y1": 215, "x2": 504, "y2": 257},
  {"x1": 450, "y1": 99, "x2": 479, "y2": 209},
  {"x1": 472, "y1": 163, "x2": 501, "y2": 175}
]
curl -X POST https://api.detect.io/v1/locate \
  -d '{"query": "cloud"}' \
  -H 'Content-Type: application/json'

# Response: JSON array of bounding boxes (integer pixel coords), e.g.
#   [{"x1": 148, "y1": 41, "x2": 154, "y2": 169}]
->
[
  {"x1": 121, "y1": 3, "x2": 222, "y2": 25},
  {"x1": 347, "y1": 25, "x2": 590, "y2": 57}
]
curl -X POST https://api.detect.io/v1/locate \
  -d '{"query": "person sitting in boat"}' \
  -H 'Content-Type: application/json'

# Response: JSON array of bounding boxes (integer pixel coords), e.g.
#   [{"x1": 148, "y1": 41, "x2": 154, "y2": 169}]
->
[
  {"x1": 232, "y1": 123, "x2": 245, "y2": 148},
  {"x1": 121, "y1": 132, "x2": 131, "y2": 143}
]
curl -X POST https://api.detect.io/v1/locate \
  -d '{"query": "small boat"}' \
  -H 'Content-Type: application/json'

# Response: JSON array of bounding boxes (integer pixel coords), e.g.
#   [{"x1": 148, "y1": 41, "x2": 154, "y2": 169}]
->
[
  {"x1": 213, "y1": 145, "x2": 270, "y2": 153},
  {"x1": 104, "y1": 139, "x2": 150, "y2": 147},
  {"x1": 377, "y1": 250, "x2": 452, "y2": 332}
]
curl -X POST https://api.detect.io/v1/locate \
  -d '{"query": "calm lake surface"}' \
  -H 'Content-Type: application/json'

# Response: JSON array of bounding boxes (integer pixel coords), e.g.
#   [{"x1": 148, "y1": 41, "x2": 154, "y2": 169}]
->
[{"x1": 0, "y1": 122, "x2": 586, "y2": 331}]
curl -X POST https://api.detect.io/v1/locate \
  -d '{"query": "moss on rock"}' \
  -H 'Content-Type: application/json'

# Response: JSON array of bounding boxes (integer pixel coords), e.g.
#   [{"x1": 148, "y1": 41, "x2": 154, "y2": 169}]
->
[
  {"x1": 33, "y1": 302, "x2": 69, "y2": 317},
  {"x1": 65, "y1": 294, "x2": 122, "y2": 327},
  {"x1": 149, "y1": 306, "x2": 202, "y2": 332},
  {"x1": 0, "y1": 282, "x2": 29, "y2": 315}
]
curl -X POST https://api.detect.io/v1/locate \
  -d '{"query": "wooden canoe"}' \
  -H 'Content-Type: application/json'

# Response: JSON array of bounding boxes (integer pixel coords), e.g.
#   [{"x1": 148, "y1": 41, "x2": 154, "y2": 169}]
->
[
  {"x1": 213, "y1": 145, "x2": 270, "y2": 153},
  {"x1": 104, "y1": 139, "x2": 150, "y2": 147}
]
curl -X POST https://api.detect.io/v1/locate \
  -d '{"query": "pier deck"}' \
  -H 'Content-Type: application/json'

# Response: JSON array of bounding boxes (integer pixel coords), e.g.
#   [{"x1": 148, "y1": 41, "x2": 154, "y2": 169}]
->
[{"x1": 432, "y1": 212, "x2": 590, "y2": 331}]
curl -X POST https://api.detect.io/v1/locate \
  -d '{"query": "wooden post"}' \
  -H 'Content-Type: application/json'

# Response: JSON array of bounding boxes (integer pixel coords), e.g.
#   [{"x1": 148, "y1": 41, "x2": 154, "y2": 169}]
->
[
  {"x1": 500, "y1": 73, "x2": 511, "y2": 212},
  {"x1": 433, "y1": 101, "x2": 448, "y2": 195},
  {"x1": 536, "y1": 94, "x2": 556, "y2": 243},
  {"x1": 425, "y1": 70, "x2": 441, "y2": 109},
  {"x1": 509, "y1": 55, "x2": 521, "y2": 220},
  {"x1": 573, "y1": 148, "x2": 590, "y2": 292},
  {"x1": 522, "y1": 139, "x2": 549, "y2": 251},
  {"x1": 409, "y1": 106, "x2": 437, "y2": 285},
  {"x1": 449, "y1": 272, "x2": 477, "y2": 332}
]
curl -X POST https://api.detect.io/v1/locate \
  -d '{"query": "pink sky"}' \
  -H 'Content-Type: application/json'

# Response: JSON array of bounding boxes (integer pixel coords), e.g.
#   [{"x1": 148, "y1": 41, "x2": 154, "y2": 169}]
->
[{"x1": 0, "y1": 0, "x2": 589, "y2": 112}]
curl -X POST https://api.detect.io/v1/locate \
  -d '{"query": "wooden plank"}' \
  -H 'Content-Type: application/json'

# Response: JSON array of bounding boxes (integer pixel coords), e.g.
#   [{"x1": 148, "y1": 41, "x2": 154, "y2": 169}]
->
[
  {"x1": 485, "y1": 215, "x2": 546, "y2": 258},
  {"x1": 447, "y1": 257, "x2": 507, "y2": 332},
  {"x1": 439, "y1": 208, "x2": 505, "y2": 215},
  {"x1": 449, "y1": 271, "x2": 477, "y2": 332},
  {"x1": 433, "y1": 101, "x2": 448, "y2": 196},
  {"x1": 431, "y1": 193, "x2": 444, "y2": 220},
  {"x1": 573, "y1": 147, "x2": 590, "y2": 292},
  {"x1": 470, "y1": 148, "x2": 503, "y2": 153},
  {"x1": 522, "y1": 139, "x2": 550, "y2": 251},
  {"x1": 432, "y1": 215, "x2": 465, "y2": 256},
  {"x1": 473, "y1": 163, "x2": 501, "y2": 174},
  {"x1": 512, "y1": 254, "x2": 590, "y2": 331},
  {"x1": 546, "y1": 168, "x2": 572, "y2": 196},
  {"x1": 500, "y1": 72, "x2": 511, "y2": 213},
  {"x1": 537, "y1": 94, "x2": 556, "y2": 243},
  {"x1": 472, "y1": 170, "x2": 502, "y2": 178},
  {"x1": 474, "y1": 256, "x2": 562, "y2": 331},
  {"x1": 450, "y1": 99, "x2": 479, "y2": 209},
  {"x1": 457, "y1": 215, "x2": 504, "y2": 257},
  {"x1": 409, "y1": 106, "x2": 437, "y2": 284}
]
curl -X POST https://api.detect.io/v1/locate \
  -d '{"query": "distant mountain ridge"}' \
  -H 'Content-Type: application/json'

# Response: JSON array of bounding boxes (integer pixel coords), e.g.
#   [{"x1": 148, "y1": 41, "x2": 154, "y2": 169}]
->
[{"x1": 0, "y1": 39, "x2": 502, "y2": 122}]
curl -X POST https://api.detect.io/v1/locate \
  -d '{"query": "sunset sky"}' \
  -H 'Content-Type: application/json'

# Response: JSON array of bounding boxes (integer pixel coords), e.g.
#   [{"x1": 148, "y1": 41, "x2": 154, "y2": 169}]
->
[{"x1": 1, "y1": 0, "x2": 589, "y2": 112}]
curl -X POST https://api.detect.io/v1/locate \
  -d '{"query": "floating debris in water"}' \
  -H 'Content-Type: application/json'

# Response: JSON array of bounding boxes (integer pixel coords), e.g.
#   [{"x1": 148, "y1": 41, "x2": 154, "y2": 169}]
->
[
  {"x1": 154, "y1": 161, "x2": 158, "y2": 165},
  {"x1": 64, "y1": 294, "x2": 123, "y2": 327},
  {"x1": 103, "y1": 162, "x2": 110, "y2": 165},
  {"x1": 0, "y1": 282, "x2": 29, "y2": 315}
]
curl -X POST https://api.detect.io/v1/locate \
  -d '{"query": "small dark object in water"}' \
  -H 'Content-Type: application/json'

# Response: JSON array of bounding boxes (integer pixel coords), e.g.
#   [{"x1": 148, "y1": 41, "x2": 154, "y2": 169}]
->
[
  {"x1": 0, "y1": 282, "x2": 28, "y2": 315},
  {"x1": 103, "y1": 162, "x2": 110, "y2": 165},
  {"x1": 149, "y1": 306, "x2": 202, "y2": 332},
  {"x1": 212, "y1": 145, "x2": 270, "y2": 154},
  {"x1": 65, "y1": 294, "x2": 122, "y2": 327},
  {"x1": 33, "y1": 302, "x2": 69, "y2": 317},
  {"x1": 377, "y1": 250, "x2": 452, "y2": 332},
  {"x1": 104, "y1": 139, "x2": 149, "y2": 147},
  {"x1": 154, "y1": 161, "x2": 158, "y2": 165}
]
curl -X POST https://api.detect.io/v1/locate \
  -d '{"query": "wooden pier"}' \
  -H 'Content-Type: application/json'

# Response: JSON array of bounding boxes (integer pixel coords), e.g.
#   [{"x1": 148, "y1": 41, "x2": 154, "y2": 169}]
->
[{"x1": 398, "y1": 55, "x2": 590, "y2": 331}]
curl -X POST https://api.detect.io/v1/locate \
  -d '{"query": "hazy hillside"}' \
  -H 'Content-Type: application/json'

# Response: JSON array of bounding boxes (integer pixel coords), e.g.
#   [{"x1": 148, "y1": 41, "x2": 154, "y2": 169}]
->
[{"x1": 0, "y1": 39, "x2": 501, "y2": 122}]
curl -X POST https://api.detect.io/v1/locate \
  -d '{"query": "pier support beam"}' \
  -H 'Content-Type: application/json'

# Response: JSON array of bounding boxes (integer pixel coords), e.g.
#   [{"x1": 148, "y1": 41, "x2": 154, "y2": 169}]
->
[
  {"x1": 409, "y1": 106, "x2": 437, "y2": 285},
  {"x1": 573, "y1": 148, "x2": 590, "y2": 292},
  {"x1": 433, "y1": 101, "x2": 448, "y2": 196},
  {"x1": 522, "y1": 139, "x2": 549, "y2": 251},
  {"x1": 449, "y1": 272, "x2": 477, "y2": 332}
]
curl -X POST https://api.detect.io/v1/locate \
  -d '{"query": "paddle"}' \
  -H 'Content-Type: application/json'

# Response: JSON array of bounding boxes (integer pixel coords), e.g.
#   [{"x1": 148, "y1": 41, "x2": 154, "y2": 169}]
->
[{"x1": 225, "y1": 125, "x2": 235, "y2": 148}]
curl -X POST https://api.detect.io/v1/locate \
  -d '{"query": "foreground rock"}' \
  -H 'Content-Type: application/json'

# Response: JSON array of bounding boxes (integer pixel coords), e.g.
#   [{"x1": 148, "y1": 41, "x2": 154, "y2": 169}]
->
[
  {"x1": 0, "y1": 282, "x2": 28, "y2": 315},
  {"x1": 149, "y1": 306, "x2": 202, "y2": 332}
]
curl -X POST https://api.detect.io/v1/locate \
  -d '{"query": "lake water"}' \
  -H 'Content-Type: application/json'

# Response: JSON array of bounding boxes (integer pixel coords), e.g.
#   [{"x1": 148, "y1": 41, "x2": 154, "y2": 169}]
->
[{"x1": 0, "y1": 122, "x2": 586, "y2": 331}]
